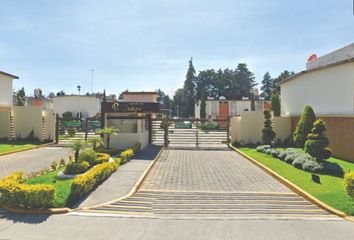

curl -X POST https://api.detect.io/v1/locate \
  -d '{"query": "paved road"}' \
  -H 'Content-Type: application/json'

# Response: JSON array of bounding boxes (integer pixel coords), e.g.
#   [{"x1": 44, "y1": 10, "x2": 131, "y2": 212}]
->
[
  {"x1": 79, "y1": 149, "x2": 338, "y2": 219},
  {"x1": 0, "y1": 145, "x2": 72, "y2": 178}
]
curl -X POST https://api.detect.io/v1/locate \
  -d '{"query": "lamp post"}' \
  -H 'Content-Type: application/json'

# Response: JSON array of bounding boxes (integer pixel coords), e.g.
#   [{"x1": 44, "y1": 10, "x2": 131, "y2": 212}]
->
[
  {"x1": 91, "y1": 69, "x2": 94, "y2": 93},
  {"x1": 77, "y1": 85, "x2": 81, "y2": 95}
]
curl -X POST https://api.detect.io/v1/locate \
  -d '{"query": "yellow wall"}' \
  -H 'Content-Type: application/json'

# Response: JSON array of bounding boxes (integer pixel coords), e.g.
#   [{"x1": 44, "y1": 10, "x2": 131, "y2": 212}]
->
[
  {"x1": 42, "y1": 110, "x2": 55, "y2": 140},
  {"x1": 0, "y1": 111, "x2": 11, "y2": 139},
  {"x1": 12, "y1": 106, "x2": 42, "y2": 139}
]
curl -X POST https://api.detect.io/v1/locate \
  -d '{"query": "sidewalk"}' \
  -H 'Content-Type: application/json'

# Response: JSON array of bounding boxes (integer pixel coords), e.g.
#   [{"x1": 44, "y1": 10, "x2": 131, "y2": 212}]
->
[{"x1": 75, "y1": 145, "x2": 162, "y2": 208}]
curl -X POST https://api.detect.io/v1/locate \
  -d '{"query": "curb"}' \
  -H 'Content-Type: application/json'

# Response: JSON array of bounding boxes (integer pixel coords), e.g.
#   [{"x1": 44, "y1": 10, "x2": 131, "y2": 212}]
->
[
  {"x1": 1, "y1": 204, "x2": 71, "y2": 215},
  {"x1": 0, "y1": 142, "x2": 56, "y2": 157},
  {"x1": 79, "y1": 146, "x2": 165, "y2": 211},
  {"x1": 229, "y1": 145, "x2": 354, "y2": 222}
]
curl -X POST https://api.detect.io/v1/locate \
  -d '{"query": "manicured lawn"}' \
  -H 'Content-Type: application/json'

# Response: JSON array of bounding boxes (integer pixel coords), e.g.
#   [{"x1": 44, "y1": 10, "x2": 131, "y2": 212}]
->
[
  {"x1": 0, "y1": 141, "x2": 41, "y2": 154},
  {"x1": 26, "y1": 168, "x2": 73, "y2": 208},
  {"x1": 238, "y1": 147, "x2": 354, "y2": 215}
]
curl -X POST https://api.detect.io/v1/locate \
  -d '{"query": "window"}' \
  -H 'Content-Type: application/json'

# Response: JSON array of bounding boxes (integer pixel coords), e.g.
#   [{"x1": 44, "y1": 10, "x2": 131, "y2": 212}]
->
[
  {"x1": 211, "y1": 101, "x2": 219, "y2": 115},
  {"x1": 229, "y1": 101, "x2": 237, "y2": 115},
  {"x1": 107, "y1": 119, "x2": 138, "y2": 133}
]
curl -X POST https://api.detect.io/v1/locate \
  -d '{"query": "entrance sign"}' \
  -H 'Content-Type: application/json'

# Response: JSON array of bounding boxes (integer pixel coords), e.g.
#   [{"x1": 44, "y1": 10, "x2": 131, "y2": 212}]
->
[{"x1": 102, "y1": 101, "x2": 160, "y2": 113}]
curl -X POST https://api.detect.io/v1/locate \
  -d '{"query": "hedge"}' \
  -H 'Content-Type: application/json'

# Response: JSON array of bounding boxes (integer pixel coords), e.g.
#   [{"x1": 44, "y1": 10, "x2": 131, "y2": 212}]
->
[
  {"x1": 0, "y1": 172, "x2": 55, "y2": 208},
  {"x1": 344, "y1": 172, "x2": 354, "y2": 200},
  {"x1": 70, "y1": 161, "x2": 118, "y2": 200}
]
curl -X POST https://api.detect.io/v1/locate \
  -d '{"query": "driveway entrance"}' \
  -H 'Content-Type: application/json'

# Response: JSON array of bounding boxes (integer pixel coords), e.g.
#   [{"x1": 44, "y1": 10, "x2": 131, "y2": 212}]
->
[{"x1": 80, "y1": 149, "x2": 338, "y2": 220}]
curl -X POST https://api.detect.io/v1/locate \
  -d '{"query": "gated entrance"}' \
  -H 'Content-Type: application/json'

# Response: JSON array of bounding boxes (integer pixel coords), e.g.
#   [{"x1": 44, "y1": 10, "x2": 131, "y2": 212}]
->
[
  {"x1": 55, "y1": 115, "x2": 101, "y2": 144},
  {"x1": 151, "y1": 118, "x2": 230, "y2": 148}
]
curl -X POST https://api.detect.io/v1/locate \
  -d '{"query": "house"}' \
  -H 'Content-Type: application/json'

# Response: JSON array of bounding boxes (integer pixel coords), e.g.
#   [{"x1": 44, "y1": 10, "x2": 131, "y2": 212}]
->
[
  {"x1": 53, "y1": 95, "x2": 101, "y2": 118},
  {"x1": 278, "y1": 43, "x2": 354, "y2": 161},
  {"x1": 195, "y1": 98, "x2": 271, "y2": 120},
  {"x1": 0, "y1": 70, "x2": 18, "y2": 112}
]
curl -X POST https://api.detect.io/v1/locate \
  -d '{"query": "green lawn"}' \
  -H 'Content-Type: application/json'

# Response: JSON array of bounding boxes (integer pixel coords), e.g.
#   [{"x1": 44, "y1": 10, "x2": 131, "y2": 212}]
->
[
  {"x1": 26, "y1": 168, "x2": 73, "y2": 208},
  {"x1": 238, "y1": 148, "x2": 354, "y2": 215},
  {"x1": 0, "y1": 141, "x2": 41, "y2": 155}
]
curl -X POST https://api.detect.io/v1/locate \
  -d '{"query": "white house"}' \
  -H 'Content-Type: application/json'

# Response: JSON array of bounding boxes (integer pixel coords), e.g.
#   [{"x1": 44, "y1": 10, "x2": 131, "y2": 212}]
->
[
  {"x1": 278, "y1": 43, "x2": 354, "y2": 162},
  {"x1": 0, "y1": 70, "x2": 18, "y2": 112},
  {"x1": 53, "y1": 95, "x2": 101, "y2": 118}
]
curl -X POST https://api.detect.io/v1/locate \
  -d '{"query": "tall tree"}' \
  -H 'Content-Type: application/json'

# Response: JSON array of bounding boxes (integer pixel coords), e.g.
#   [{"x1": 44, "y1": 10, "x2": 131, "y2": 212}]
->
[
  {"x1": 102, "y1": 89, "x2": 107, "y2": 103},
  {"x1": 200, "y1": 90, "x2": 207, "y2": 119},
  {"x1": 271, "y1": 93, "x2": 281, "y2": 116},
  {"x1": 260, "y1": 72, "x2": 273, "y2": 100},
  {"x1": 16, "y1": 87, "x2": 26, "y2": 106},
  {"x1": 173, "y1": 88, "x2": 185, "y2": 117},
  {"x1": 182, "y1": 58, "x2": 196, "y2": 117},
  {"x1": 273, "y1": 70, "x2": 295, "y2": 94},
  {"x1": 234, "y1": 63, "x2": 257, "y2": 99}
]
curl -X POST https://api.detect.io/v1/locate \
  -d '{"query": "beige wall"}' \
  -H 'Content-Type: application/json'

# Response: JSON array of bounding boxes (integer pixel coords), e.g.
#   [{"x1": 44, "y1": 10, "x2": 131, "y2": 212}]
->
[
  {"x1": 12, "y1": 106, "x2": 42, "y2": 139},
  {"x1": 0, "y1": 111, "x2": 11, "y2": 139},
  {"x1": 42, "y1": 110, "x2": 55, "y2": 140},
  {"x1": 53, "y1": 96, "x2": 101, "y2": 118},
  {"x1": 0, "y1": 74, "x2": 14, "y2": 108},
  {"x1": 122, "y1": 94, "x2": 158, "y2": 103},
  {"x1": 231, "y1": 112, "x2": 291, "y2": 145}
]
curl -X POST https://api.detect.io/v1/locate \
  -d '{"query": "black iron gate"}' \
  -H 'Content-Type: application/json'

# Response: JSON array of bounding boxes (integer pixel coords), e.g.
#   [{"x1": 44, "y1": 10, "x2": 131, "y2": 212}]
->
[
  {"x1": 151, "y1": 118, "x2": 230, "y2": 148},
  {"x1": 55, "y1": 115, "x2": 101, "y2": 144}
]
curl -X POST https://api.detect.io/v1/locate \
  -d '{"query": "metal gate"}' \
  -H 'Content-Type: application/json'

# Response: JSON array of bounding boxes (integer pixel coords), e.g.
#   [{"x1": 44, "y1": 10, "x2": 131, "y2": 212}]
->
[
  {"x1": 55, "y1": 115, "x2": 101, "y2": 144},
  {"x1": 151, "y1": 118, "x2": 229, "y2": 149}
]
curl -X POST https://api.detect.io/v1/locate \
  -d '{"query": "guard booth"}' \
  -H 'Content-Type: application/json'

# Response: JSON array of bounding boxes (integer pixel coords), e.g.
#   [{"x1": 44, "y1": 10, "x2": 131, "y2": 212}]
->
[{"x1": 101, "y1": 92, "x2": 162, "y2": 150}]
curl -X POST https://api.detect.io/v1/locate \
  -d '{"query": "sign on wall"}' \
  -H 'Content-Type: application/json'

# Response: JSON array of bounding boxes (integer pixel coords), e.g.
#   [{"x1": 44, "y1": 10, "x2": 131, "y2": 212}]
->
[{"x1": 102, "y1": 101, "x2": 160, "y2": 113}]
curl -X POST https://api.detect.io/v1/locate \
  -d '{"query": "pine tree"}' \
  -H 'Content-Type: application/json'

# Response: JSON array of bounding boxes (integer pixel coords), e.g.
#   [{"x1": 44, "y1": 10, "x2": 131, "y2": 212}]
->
[
  {"x1": 261, "y1": 110, "x2": 276, "y2": 145},
  {"x1": 271, "y1": 94, "x2": 281, "y2": 116},
  {"x1": 293, "y1": 105, "x2": 316, "y2": 147},
  {"x1": 234, "y1": 63, "x2": 257, "y2": 99},
  {"x1": 182, "y1": 58, "x2": 196, "y2": 117},
  {"x1": 16, "y1": 87, "x2": 26, "y2": 106},
  {"x1": 305, "y1": 119, "x2": 332, "y2": 162},
  {"x1": 260, "y1": 72, "x2": 273, "y2": 100},
  {"x1": 103, "y1": 89, "x2": 107, "y2": 103},
  {"x1": 200, "y1": 90, "x2": 206, "y2": 119},
  {"x1": 273, "y1": 70, "x2": 296, "y2": 94},
  {"x1": 251, "y1": 93, "x2": 255, "y2": 111}
]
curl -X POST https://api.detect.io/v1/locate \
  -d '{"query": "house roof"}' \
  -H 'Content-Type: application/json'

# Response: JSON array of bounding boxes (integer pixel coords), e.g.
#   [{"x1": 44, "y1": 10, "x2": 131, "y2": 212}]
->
[
  {"x1": 0, "y1": 70, "x2": 19, "y2": 79},
  {"x1": 277, "y1": 57, "x2": 354, "y2": 85}
]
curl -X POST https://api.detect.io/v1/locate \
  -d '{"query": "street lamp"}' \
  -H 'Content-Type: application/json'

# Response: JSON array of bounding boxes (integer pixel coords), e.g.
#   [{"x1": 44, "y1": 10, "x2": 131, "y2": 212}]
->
[{"x1": 77, "y1": 85, "x2": 81, "y2": 95}]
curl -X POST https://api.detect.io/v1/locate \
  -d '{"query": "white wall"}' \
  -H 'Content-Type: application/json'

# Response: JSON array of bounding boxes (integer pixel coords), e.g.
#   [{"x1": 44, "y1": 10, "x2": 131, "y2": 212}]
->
[
  {"x1": 0, "y1": 75, "x2": 13, "y2": 108},
  {"x1": 53, "y1": 96, "x2": 101, "y2": 117},
  {"x1": 122, "y1": 94, "x2": 158, "y2": 102},
  {"x1": 281, "y1": 62, "x2": 354, "y2": 116}
]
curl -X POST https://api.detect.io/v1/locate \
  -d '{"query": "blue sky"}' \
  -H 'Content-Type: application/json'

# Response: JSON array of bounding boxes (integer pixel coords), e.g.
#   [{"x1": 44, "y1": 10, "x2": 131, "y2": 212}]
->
[{"x1": 1, "y1": 0, "x2": 353, "y2": 97}]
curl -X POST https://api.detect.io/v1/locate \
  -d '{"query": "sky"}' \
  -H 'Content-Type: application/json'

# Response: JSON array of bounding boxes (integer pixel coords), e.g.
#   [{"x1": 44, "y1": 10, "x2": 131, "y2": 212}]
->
[{"x1": 1, "y1": 0, "x2": 354, "y2": 97}]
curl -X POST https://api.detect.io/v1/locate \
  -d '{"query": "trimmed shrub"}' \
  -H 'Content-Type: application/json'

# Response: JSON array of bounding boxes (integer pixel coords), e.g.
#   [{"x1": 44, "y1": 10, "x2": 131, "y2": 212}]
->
[
  {"x1": 292, "y1": 157, "x2": 307, "y2": 169},
  {"x1": 95, "y1": 153, "x2": 110, "y2": 164},
  {"x1": 305, "y1": 119, "x2": 332, "y2": 162},
  {"x1": 302, "y1": 160, "x2": 324, "y2": 173},
  {"x1": 322, "y1": 162, "x2": 344, "y2": 177},
  {"x1": 271, "y1": 149, "x2": 280, "y2": 158},
  {"x1": 70, "y1": 161, "x2": 118, "y2": 200},
  {"x1": 265, "y1": 149, "x2": 273, "y2": 155},
  {"x1": 120, "y1": 149, "x2": 134, "y2": 164},
  {"x1": 277, "y1": 151, "x2": 287, "y2": 161},
  {"x1": 0, "y1": 172, "x2": 55, "y2": 208},
  {"x1": 131, "y1": 142, "x2": 142, "y2": 154},
  {"x1": 344, "y1": 172, "x2": 354, "y2": 200},
  {"x1": 95, "y1": 147, "x2": 121, "y2": 156},
  {"x1": 293, "y1": 105, "x2": 316, "y2": 147},
  {"x1": 261, "y1": 110, "x2": 276, "y2": 145},
  {"x1": 78, "y1": 149, "x2": 97, "y2": 165},
  {"x1": 284, "y1": 152, "x2": 301, "y2": 164},
  {"x1": 62, "y1": 111, "x2": 73, "y2": 118},
  {"x1": 256, "y1": 145, "x2": 271, "y2": 152},
  {"x1": 64, "y1": 161, "x2": 90, "y2": 174}
]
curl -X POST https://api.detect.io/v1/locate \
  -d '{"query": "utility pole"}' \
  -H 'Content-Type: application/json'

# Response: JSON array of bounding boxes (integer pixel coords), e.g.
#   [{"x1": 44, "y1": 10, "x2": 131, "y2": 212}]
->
[{"x1": 91, "y1": 69, "x2": 94, "y2": 93}]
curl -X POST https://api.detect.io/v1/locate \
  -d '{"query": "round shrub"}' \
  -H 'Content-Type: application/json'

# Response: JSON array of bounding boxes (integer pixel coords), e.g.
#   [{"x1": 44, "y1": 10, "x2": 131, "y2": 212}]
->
[
  {"x1": 284, "y1": 152, "x2": 301, "y2": 164},
  {"x1": 256, "y1": 145, "x2": 271, "y2": 153},
  {"x1": 95, "y1": 153, "x2": 110, "y2": 164},
  {"x1": 277, "y1": 151, "x2": 287, "y2": 161},
  {"x1": 265, "y1": 149, "x2": 273, "y2": 155},
  {"x1": 322, "y1": 162, "x2": 344, "y2": 177},
  {"x1": 302, "y1": 160, "x2": 324, "y2": 173},
  {"x1": 292, "y1": 156, "x2": 307, "y2": 169},
  {"x1": 64, "y1": 161, "x2": 90, "y2": 174},
  {"x1": 271, "y1": 149, "x2": 280, "y2": 158},
  {"x1": 344, "y1": 172, "x2": 354, "y2": 200},
  {"x1": 79, "y1": 149, "x2": 97, "y2": 165}
]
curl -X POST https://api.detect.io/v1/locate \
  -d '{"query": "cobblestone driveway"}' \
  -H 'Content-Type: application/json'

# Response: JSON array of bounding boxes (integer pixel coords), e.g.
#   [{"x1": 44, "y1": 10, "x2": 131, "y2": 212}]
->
[
  {"x1": 141, "y1": 149, "x2": 291, "y2": 192},
  {"x1": 0, "y1": 146, "x2": 72, "y2": 178}
]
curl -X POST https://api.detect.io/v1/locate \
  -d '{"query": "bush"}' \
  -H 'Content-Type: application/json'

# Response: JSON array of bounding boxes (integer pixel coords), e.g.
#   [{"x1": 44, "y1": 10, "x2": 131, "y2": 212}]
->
[
  {"x1": 95, "y1": 147, "x2": 121, "y2": 156},
  {"x1": 302, "y1": 160, "x2": 324, "y2": 173},
  {"x1": 284, "y1": 152, "x2": 301, "y2": 164},
  {"x1": 95, "y1": 153, "x2": 110, "y2": 164},
  {"x1": 271, "y1": 149, "x2": 280, "y2": 158},
  {"x1": 67, "y1": 128, "x2": 77, "y2": 137},
  {"x1": 293, "y1": 105, "x2": 316, "y2": 147},
  {"x1": 131, "y1": 142, "x2": 142, "y2": 154},
  {"x1": 277, "y1": 151, "x2": 287, "y2": 161},
  {"x1": 344, "y1": 172, "x2": 354, "y2": 200},
  {"x1": 64, "y1": 161, "x2": 90, "y2": 174},
  {"x1": 271, "y1": 94, "x2": 281, "y2": 117},
  {"x1": 322, "y1": 162, "x2": 344, "y2": 177},
  {"x1": 62, "y1": 111, "x2": 73, "y2": 118},
  {"x1": 70, "y1": 161, "x2": 118, "y2": 200},
  {"x1": 265, "y1": 149, "x2": 273, "y2": 155},
  {"x1": 78, "y1": 149, "x2": 97, "y2": 165},
  {"x1": 305, "y1": 119, "x2": 332, "y2": 162},
  {"x1": 120, "y1": 149, "x2": 134, "y2": 164},
  {"x1": 261, "y1": 110, "x2": 276, "y2": 145},
  {"x1": 256, "y1": 145, "x2": 271, "y2": 152},
  {"x1": 0, "y1": 172, "x2": 55, "y2": 208}
]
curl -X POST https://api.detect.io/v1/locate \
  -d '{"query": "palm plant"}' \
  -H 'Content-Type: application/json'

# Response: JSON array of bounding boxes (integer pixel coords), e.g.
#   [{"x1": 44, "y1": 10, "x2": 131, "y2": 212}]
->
[
  {"x1": 100, "y1": 127, "x2": 119, "y2": 149},
  {"x1": 71, "y1": 140, "x2": 86, "y2": 162},
  {"x1": 89, "y1": 136, "x2": 104, "y2": 150}
]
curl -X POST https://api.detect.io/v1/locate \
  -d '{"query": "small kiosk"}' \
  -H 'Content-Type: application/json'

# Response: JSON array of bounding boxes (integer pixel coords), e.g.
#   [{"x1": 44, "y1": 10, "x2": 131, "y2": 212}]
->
[{"x1": 101, "y1": 92, "x2": 162, "y2": 150}]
